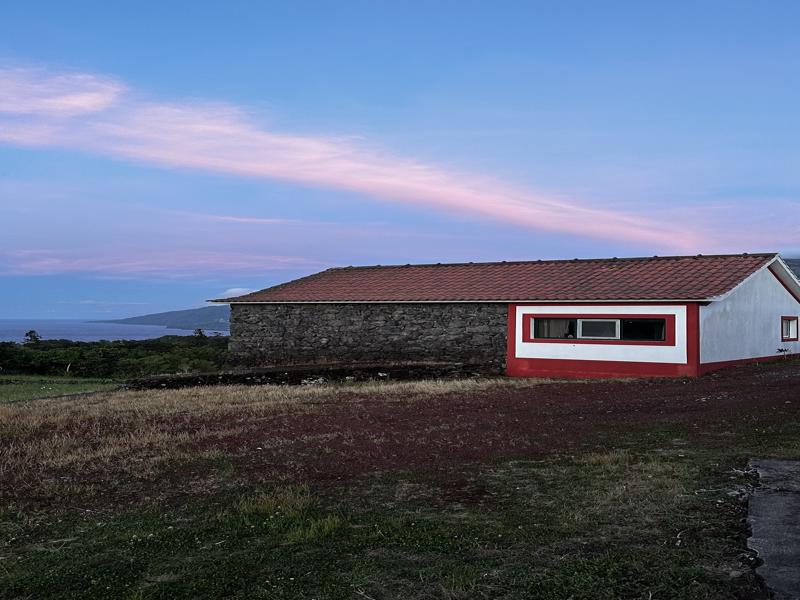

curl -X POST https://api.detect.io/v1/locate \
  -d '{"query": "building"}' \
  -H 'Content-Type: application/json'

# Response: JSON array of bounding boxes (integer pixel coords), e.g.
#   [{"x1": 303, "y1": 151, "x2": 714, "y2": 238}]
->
[{"x1": 213, "y1": 253, "x2": 800, "y2": 378}]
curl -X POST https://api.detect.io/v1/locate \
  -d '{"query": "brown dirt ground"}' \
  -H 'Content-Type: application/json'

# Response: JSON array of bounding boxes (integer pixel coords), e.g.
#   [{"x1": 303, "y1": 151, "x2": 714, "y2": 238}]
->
[
  {"x1": 5, "y1": 361, "x2": 799, "y2": 510},
  {"x1": 178, "y1": 361, "x2": 800, "y2": 485}
]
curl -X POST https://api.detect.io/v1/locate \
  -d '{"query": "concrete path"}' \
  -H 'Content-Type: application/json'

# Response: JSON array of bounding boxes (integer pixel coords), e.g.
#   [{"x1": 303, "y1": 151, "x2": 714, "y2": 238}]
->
[{"x1": 748, "y1": 459, "x2": 800, "y2": 600}]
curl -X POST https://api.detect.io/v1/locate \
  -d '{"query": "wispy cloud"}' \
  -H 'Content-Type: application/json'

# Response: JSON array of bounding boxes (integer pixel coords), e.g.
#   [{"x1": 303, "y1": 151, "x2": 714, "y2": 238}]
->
[
  {"x1": 57, "y1": 299, "x2": 152, "y2": 306},
  {"x1": 168, "y1": 209, "x2": 464, "y2": 239},
  {"x1": 0, "y1": 66, "x2": 705, "y2": 251},
  {"x1": 198, "y1": 214, "x2": 298, "y2": 225},
  {"x1": 220, "y1": 287, "x2": 252, "y2": 297},
  {"x1": 0, "y1": 67, "x2": 124, "y2": 116},
  {"x1": 0, "y1": 249, "x2": 323, "y2": 277},
  {"x1": 168, "y1": 210, "x2": 308, "y2": 226}
]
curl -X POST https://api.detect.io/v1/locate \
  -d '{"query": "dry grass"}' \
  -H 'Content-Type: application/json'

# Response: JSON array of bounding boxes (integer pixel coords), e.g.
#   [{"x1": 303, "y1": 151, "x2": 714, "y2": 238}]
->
[
  {"x1": 235, "y1": 484, "x2": 313, "y2": 520},
  {"x1": 0, "y1": 377, "x2": 550, "y2": 502},
  {"x1": 1, "y1": 376, "x2": 545, "y2": 424},
  {"x1": 4, "y1": 365, "x2": 796, "y2": 599},
  {"x1": 572, "y1": 451, "x2": 693, "y2": 526}
]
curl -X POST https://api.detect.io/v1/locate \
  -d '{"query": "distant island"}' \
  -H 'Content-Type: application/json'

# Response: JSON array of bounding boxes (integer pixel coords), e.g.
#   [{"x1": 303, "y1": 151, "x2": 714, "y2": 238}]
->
[
  {"x1": 84, "y1": 259, "x2": 800, "y2": 334},
  {"x1": 93, "y1": 305, "x2": 230, "y2": 332}
]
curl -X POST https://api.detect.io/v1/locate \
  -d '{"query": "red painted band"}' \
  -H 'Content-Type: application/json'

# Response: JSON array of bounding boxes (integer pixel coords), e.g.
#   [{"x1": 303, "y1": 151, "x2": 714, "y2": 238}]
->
[
  {"x1": 505, "y1": 356, "x2": 697, "y2": 378},
  {"x1": 698, "y1": 353, "x2": 800, "y2": 375}
]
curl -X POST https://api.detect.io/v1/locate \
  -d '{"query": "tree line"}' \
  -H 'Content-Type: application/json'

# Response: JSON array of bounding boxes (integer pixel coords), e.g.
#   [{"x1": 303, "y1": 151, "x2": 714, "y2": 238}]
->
[{"x1": 0, "y1": 333, "x2": 229, "y2": 379}]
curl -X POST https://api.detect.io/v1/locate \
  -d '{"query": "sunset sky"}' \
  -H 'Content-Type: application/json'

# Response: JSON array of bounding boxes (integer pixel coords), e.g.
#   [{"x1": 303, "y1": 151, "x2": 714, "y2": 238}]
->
[{"x1": 1, "y1": 1, "x2": 799, "y2": 318}]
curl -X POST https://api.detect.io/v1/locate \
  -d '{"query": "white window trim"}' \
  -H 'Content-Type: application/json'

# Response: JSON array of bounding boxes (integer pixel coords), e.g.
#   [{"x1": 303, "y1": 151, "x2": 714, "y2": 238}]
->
[{"x1": 578, "y1": 318, "x2": 620, "y2": 340}]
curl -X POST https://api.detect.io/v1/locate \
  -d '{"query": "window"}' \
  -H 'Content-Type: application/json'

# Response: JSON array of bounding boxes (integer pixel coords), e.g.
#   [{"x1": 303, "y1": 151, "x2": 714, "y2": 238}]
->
[
  {"x1": 621, "y1": 319, "x2": 666, "y2": 341},
  {"x1": 782, "y1": 317, "x2": 799, "y2": 342},
  {"x1": 533, "y1": 318, "x2": 576, "y2": 339},
  {"x1": 532, "y1": 317, "x2": 667, "y2": 342},
  {"x1": 578, "y1": 319, "x2": 619, "y2": 339}
]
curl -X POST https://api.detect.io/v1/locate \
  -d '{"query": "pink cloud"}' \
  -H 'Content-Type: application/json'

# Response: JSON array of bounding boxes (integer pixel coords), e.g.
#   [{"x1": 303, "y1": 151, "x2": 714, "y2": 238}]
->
[
  {"x1": 0, "y1": 66, "x2": 707, "y2": 251},
  {"x1": 0, "y1": 67, "x2": 124, "y2": 116}
]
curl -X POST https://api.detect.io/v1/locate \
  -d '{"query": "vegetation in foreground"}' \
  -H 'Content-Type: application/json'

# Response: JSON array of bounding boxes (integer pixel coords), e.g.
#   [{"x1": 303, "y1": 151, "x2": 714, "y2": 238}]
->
[
  {"x1": 0, "y1": 375, "x2": 118, "y2": 403},
  {"x1": 0, "y1": 333, "x2": 228, "y2": 379},
  {"x1": 1, "y1": 366, "x2": 798, "y2": 599}
]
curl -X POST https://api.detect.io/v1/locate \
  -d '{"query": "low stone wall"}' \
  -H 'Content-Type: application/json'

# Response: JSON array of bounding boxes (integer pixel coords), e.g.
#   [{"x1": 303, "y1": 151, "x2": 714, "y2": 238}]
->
[
  {"x1": 126, "y1": 362, "x2": 501, "y2": 390},
  {"x1": 229, "y1": 303, "x2": 509, "y2": 368}
]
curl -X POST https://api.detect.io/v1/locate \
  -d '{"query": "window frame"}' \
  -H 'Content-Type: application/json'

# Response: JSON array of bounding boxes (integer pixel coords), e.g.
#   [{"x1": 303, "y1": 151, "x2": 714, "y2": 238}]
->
[
  {"x1": 781, "y1": 316, "x2": 799, "y2": 342},
  {"x1": 522, "y1": 313, "x2": 676, "y2": 346},
  {"x1": 577, "y1": 318, "x2": 620, "y2": 340},
  {"x1": 531, "y1": 317, "x2": 577, "y2": 340}
]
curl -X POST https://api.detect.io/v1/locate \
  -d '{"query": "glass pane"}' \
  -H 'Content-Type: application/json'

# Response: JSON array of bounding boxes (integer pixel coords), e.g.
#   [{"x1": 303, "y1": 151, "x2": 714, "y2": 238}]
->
[
  {"x1": 580, "y1": 320, "x2": 618, "y2": 338},
  {"x1": 784, "y1": 319, "x2": 798, "y2": 338},
  {"x1": 533, "y1": 318, "x2": 577, "y2": 339},
  {"x1": 621, "y1": 319, "x2": 666, "y2": 341}
]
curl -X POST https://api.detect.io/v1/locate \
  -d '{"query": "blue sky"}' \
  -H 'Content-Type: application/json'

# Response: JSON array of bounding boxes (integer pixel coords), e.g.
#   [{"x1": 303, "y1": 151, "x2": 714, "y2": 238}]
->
[{"x1": 1, "y1": 1, "x2": 798, "y2": 318}]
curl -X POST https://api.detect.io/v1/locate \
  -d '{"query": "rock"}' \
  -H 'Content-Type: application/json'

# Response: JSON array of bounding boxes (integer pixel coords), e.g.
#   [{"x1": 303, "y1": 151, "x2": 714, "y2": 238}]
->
[{"x1": 227, "y1": 303, "x2": 507, "y2": 368}]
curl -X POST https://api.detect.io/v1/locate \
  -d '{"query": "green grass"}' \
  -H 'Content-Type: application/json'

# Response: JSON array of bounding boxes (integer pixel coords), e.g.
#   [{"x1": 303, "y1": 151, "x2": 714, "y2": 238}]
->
[
  {"x1": 3, "y1": 371, "x2": 798, "y2": 599},
  {"x1": 3, "y1": 420, "x2": 790, "y2": 599},
  {"x1": 0, "y1": 375, "x2": 118, "y2": 402}
]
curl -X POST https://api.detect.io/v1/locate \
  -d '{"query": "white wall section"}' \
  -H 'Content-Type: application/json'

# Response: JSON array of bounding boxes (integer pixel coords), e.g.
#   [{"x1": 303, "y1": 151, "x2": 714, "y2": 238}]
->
[
  {"x1": 700, "y1": 268, "x2": 800, "y2": 364},
  {"x1": 515, "y1": 305, "x2": 688, "y2": 364}
]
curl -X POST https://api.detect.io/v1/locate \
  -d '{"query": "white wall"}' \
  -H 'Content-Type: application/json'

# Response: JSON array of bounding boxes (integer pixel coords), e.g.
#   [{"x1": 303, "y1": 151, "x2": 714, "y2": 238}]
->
[
  {"x1": 515, "y1": 304, "x2": 688, "y2": 364},
  {"x1": 700, "y1": 268, "x2": 800, "y2": 364}
]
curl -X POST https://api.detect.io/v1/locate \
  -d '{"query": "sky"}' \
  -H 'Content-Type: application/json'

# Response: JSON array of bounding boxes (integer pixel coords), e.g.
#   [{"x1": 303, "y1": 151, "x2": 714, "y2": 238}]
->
[{"x1": 0, "y1": 1, "x2": 798, "y2": 319}]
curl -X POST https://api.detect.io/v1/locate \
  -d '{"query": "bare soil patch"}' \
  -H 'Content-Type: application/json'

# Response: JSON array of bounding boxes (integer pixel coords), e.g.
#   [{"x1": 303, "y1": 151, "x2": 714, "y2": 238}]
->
[
  {"x1": 3, "y1": 362, "x2": 798, "y2": 599},
  {"x1": 214, "y1": 361, "x2": 800, "y2": 485},
  {"x1": 3, "y1": 361, "x2": 799, "y2": 506}
]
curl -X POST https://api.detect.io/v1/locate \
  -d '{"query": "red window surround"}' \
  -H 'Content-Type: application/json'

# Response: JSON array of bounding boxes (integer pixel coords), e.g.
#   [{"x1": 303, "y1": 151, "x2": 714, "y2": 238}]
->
[
  {"x1": 782, "y1": 316, "x2": 799, "y2": 342},
  {"x1": 520, "y1": 313, "x2": 677, "y2": 347},
  {"x1": 506, "y1": 304, "x2": 700, "y2": 379}
]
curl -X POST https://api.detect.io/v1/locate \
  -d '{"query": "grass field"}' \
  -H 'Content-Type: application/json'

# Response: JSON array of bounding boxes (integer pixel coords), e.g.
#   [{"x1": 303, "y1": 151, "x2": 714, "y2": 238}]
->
[
  {"x1": 2, "y1": 363, "x2": 798, "y2": 599},
  {"x1": 0, "y1": 375, "x2": 118, "y2": 403}
]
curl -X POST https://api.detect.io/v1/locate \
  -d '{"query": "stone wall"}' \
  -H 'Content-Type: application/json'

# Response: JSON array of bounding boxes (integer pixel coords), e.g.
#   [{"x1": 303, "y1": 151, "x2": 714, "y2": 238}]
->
[{"x1": 229, "y1": 303, "x2": 508, "y2": 369}]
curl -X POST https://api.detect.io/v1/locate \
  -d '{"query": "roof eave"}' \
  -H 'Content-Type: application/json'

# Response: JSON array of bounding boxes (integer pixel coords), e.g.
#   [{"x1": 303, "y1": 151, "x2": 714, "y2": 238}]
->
[
  {"x1": 214, "y1": 298, "x2": 715, "y2": 305},
  {"x1": 709, "y1": 253, "x2": 782, "y2": 303},
  {"x1": 768, "y1": 256, "x2": 800, "y2": 303}
]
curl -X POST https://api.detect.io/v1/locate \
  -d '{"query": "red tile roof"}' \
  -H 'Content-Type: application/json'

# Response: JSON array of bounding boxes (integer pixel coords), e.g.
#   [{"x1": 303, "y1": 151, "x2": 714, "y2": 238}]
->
[{"x1": 216, "y1": 253, "x2": 777, "y2": 303}]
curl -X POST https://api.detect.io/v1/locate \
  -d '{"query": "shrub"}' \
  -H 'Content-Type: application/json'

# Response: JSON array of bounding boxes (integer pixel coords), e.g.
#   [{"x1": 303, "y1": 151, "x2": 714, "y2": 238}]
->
[{"x1": 0, "y1": 335, "x2": 229, "y2": 379}]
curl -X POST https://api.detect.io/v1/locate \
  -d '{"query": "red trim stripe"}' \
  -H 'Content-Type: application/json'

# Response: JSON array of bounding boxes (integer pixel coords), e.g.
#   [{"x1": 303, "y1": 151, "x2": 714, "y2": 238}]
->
[{"x1": 699, "y1": 353, "x2": 800, "y2": 375}]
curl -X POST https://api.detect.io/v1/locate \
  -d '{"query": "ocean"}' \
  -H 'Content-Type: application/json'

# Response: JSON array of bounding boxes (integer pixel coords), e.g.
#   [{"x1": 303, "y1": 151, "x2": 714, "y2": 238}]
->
[{"x1": 0, "y1": 319, "x2": 228, "y2": 343}]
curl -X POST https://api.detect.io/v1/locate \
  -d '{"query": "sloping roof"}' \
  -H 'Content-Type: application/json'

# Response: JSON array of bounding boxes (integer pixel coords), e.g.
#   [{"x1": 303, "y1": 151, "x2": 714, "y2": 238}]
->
[{"x1": 215, "y1": 253, "x2": 777, "y2": 304}]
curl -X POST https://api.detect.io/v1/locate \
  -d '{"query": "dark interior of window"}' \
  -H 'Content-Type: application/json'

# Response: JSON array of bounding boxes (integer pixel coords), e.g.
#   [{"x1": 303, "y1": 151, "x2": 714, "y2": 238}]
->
[
  {"x1": 621, "y1": 319, "x2": 666, "y2": 341},
  {"x1": 532, "y1": 317, "x2": 666, "y2": 341},
  {"x1": 533, "y1": 318, "x2": 577, "y2": 339},
  {"x1": 581, "y1": 320, "x2": 617, "y2": 338}
]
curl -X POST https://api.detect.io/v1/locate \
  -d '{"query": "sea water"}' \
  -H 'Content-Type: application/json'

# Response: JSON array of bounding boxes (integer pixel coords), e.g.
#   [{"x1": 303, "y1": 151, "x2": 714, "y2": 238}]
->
[{"x1": 0, "y1": 319, "x2": 228, "y2": 343}]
